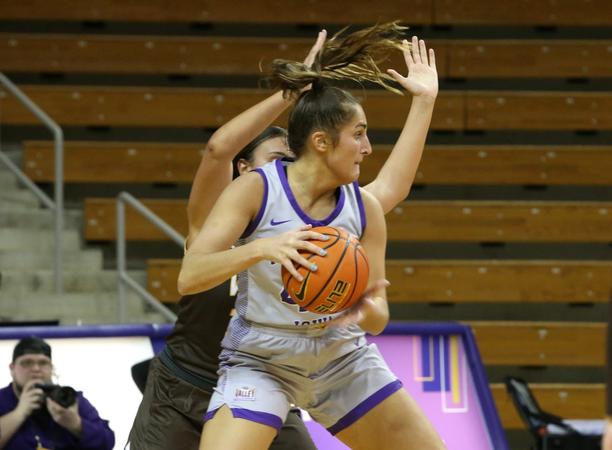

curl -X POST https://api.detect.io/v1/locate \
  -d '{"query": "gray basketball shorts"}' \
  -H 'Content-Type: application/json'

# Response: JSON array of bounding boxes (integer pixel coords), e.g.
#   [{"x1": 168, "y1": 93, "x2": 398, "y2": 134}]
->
[{"x1": 205, "y1": 323, "x2": 402, "y2": 435}]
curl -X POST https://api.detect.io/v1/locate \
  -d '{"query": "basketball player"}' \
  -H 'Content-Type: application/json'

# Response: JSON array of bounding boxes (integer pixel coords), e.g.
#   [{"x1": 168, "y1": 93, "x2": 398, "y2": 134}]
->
[
  {"x1": 129, "y1": 26, "x2": 439, "y2": 449},
  {"x1": 179, "y1": 23, "x2": 446, "y2": 450}
]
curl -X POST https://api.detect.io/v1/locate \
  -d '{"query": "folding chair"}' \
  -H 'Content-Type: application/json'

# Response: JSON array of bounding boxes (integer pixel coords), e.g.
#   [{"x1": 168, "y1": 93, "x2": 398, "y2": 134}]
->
[{"x1": 504, "y1": 376, "x2": 602, "y2": 450}]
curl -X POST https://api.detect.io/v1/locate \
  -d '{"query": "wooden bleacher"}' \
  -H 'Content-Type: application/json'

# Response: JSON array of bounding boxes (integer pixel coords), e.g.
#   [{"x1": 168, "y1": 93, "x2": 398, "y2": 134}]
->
[
  {"x1": 84, "y1": 197, "x2": 612, "y2": 242},
  {"x1": 23, "y1": 141, "x2": 612, "y2": 185},
  {"x1": 0, "y1": 86, "x2": 463, "y2": 130},
  {"x1": 0, "y1": 0, "x2": 432, "y2": 24},
  {"x1": 491, "y1": 383, "x2": 605, "y2": 429},
  {"x1": 2, "y1": 86, "x2": 612, "y2": 130},
  {"x1": 147, "y1": 258, "x2": 612, "y2": 304},
  {"x1": 470, "y1": 321, "x2": 605, "y2": 367},
  {"x1": 3, "y1": 34, "x2": 612, "y2": 79},
  {"x1": 434, "y1": 0, "x2": 612, "y2": 26},
  {"x1": 1, "y1": 0, "x2": 611, "y2": 25}
]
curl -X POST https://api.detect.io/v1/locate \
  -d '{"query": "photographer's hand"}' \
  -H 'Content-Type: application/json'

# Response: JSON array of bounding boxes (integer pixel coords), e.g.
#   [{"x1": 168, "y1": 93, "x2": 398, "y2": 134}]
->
[
  {"x1": 0, "y1": 380, "x2": 44, "y2": 447},
  {"x1": 15, "y1": 380, "x2": 44, "y2": 418},
  {"x1": 47, "y1": 397, "x2": 83, "y2": 438}
]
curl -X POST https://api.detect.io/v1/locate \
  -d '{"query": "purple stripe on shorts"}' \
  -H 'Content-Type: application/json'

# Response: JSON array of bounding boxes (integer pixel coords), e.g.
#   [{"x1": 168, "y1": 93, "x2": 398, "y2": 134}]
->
[
  {"x1": 232, "y1": 408, "x2": 283, "y2": 431},
  {"x1": 203, "y1": 407, "x2": 282, "y2": 431},
  {"x1": 327, "y1": 379, "x2": 403, "y2": 435},
  {"x1": 242, "y1": 168, "x2": 268, "y2": 238},
  {"x1": 276, "y1": 159, "x2": 346, "y2": 226}
]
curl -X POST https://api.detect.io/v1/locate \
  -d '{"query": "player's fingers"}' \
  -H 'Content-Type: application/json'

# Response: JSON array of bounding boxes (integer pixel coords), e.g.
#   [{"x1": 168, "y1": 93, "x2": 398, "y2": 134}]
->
[
  {"x1": 298, "y1": 241, "x2": 327, "y2": 256},
  {"x1": 428, "y1": 48, "x2": 436, "y2": 69},
  {"x1": 291, "y1": 252, "x2": 318, "y2": 272},
  {"x1": 419, "y1": 39, "x2": 428, "y2": 65},
  {"x1": 362, "y1": 279, "x2": 390, "y2": 298},
  {"x1": 387, "y1": 69, "x2": 405, "y2": 83},
  {"x1": 281, "y1": 258, "x2": 303, "y2": 281},
  {"x1": 411, "y1": 36, "x2": 422, "y2": 64},
  {"x1": 402, "y1": 39, "x2": 414, "y2": 67}
]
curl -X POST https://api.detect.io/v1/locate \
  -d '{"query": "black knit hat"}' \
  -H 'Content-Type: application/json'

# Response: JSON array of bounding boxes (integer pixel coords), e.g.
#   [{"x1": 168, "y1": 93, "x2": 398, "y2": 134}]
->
[{"x1": 12, "y1": 337, "x2": 52, "y2": 362}]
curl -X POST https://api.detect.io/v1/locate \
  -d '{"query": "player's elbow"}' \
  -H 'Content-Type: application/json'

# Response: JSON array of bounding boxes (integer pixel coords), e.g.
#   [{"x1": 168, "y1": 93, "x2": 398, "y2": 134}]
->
[{"x1": 177, "y1": 270, "x2": 197, "y2": 296}]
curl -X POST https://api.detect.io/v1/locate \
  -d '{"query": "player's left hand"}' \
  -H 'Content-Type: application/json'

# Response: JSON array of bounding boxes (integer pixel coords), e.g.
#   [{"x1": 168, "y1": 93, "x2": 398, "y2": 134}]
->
[
  {"x1": 329, "y1": 279, "x2": 390, "y2": 329},
  {"x1": 387, "y1": 36, "x2": 438, "y2": 101}
]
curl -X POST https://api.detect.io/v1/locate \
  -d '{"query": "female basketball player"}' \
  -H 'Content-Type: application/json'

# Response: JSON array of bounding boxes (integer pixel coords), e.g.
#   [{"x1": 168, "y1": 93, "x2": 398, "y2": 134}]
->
[{"x1": 179, "y1": 23, "x2": 446, "y2": 450}]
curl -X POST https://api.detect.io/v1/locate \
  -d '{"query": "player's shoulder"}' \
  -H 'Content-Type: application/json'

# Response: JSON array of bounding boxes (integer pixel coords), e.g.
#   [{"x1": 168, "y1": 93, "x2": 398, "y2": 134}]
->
[{"x1": 358, "y1": 186, "x2": 384, "y2": 214}]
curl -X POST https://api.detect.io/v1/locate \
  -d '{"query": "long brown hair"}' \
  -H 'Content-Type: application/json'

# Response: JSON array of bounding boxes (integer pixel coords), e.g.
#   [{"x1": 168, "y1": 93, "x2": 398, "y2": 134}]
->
[{"x1": 266, "y1": 22, "x2": 407, "y2": 156}]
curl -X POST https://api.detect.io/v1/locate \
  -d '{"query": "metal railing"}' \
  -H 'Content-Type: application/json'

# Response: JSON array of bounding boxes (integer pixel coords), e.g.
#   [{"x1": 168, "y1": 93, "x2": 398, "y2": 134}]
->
[
  {"x1": 116, "y1": 191, "x2": 179, "y2": 323},
  {"x1": 0, "y1": 72, "x2": 64, "y2": 293}
]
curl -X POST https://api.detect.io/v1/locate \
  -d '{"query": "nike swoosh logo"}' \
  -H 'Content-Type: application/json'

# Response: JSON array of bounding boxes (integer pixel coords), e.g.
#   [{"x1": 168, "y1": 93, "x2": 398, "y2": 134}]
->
[
  {"x1": 270, "y1": 218, "x2": 292, "y2": 226},
  {"x1": 294, "y1": 271, "x2": 311, "y2": 302}
]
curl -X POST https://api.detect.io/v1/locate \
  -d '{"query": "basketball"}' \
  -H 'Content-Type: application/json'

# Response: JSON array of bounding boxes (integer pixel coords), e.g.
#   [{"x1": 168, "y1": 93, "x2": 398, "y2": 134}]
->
[{"x1": 281, "y1": 226, "x2": 369, "y2": 314}]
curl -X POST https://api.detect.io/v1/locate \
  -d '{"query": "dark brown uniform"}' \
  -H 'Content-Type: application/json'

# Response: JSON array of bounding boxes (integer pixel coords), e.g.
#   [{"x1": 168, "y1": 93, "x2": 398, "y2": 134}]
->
[{"x1": 128, "y1": 281, "x2": 316, "y2": 449}]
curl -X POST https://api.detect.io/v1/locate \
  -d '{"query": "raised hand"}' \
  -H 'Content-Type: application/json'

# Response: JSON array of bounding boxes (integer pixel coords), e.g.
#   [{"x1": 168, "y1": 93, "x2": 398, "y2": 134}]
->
[
  {"x1": 388, "y1": 36, "x2": 438, "y2": 100},
  {"x1": 303, "y1": 29, "x2": 327, "y2": 68},
  {"x1": 257, "y1": 224, "x2": 329, "y2": 281}
]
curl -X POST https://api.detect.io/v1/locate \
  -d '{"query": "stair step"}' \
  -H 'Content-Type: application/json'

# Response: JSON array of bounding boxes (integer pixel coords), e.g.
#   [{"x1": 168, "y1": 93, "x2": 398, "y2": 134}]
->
[
  {"x1": 0, "y1": 228, "x2": 81, "y2": 251},
  {"x1": 0, "y1": 190, "x2": 42, "y2": 208},
  {"x1": 0, "y1": 249, "x2": 102, "y2": 270},
  {"x1": 0, "y1": 208, "x2": 82, "y2": 230},
  {"x1": 0, "y1": 269, "x2": 147, "y2": 294},
  {"x1": 0, "y1": 292, "x2": 170, "y2": 324}
]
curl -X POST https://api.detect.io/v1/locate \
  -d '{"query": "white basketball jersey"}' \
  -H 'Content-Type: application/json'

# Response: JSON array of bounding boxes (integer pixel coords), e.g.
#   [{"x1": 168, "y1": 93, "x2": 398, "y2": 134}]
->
[{"x1": 235, "y1": 159, "x2": 366, "y2": 329}]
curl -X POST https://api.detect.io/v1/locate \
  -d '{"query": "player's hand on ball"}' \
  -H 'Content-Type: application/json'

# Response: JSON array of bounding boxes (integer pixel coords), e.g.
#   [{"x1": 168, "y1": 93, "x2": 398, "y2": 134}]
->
[
  {"x1": 329, "y1": 279, "x2": 390, "y2": 329},
  {"x1": 259, "y1": 224, "x2": 328, "y2": 281}
]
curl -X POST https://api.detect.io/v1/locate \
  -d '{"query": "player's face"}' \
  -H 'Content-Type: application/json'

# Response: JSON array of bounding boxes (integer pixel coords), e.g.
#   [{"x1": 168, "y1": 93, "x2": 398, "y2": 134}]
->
[
  {"x1": 328, "y1": 105, "x2": 372, "y2": 183},
  {"x1": 10, "y1": 354, "x2": 53, "y2": 390},
  {"x1": 238, "y1": 136, "x2": 293, "y2": 175}
]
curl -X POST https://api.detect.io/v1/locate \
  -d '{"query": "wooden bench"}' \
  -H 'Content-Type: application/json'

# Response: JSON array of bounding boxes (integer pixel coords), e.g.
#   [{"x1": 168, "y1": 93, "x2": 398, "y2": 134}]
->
[
  {"x1": 147, "y1": 258, "x2": 612, "y2": 304},
  {"x1": 434, "y1": 0, "x2": 612, "y2": 25},
  {"x1": 24, "y1": 141, "x2": 612, "y2": 185},
  {"x1": 3, "y1": 86, "x2": 612, "y2": 130},
  {"x1": 2, "y1": 0, "x2": 611, "y2": 26},
  {"x1": 85, "y1": 198, "x2": 612, "y2": 242},
  {"x1": 0, "y1": 0, "x2": 432, "y2": 24},
  {"x1": 0, "y1": 86, "x2": 464, "y2": 130},
  {"x1": 4, "y1": 34, "x2": 612, "y2": 79},
  {"x1": 491, "y1": 383, "x2": 605, "y2": 429},
  {"x1": 470, "y1": 321, "x2": 606, "y2": 366}
]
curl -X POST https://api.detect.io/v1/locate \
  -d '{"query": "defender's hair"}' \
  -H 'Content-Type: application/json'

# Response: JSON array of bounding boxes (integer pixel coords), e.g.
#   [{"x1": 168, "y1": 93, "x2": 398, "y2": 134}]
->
[
  {"x1": 232, "y1": 126, "x2": 288, "y2": 178},
  {"x1": 266, "y1": 22, "x2": 407, "y2": 156}
]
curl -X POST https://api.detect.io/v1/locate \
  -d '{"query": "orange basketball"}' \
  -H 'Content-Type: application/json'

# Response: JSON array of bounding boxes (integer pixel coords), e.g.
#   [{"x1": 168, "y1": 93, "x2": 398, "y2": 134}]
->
[{"x1": 281, "y1": 226, "x2": 369, "y2": 314}]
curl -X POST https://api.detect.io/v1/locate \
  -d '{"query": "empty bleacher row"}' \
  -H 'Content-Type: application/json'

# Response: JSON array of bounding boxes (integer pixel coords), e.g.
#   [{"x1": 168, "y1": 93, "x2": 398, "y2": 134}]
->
[
  {"x1": 3, "y1": 34, "x2": 612, "y2": 78},
  {"x1": 1, "y1": 0, "x2": 612, "y2": 25},
  {"x1": 2, "y1": 86, "x2": 612, "y2": 130},
  {"x1": 83, "y1": 197, "x2": 612, "y2": 242},
  {"x1": 1, "y1": 2, "x2": 611, "y2": 446},
  {"x1": 23, "y1": 141, "x2": 612, "y2": 185}
]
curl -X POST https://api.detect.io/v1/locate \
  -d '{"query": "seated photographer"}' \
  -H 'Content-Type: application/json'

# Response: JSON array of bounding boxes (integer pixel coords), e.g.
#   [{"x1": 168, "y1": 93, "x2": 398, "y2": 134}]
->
[{"x1": 0, "y1": 337, "x2": 115, "y2": 450}]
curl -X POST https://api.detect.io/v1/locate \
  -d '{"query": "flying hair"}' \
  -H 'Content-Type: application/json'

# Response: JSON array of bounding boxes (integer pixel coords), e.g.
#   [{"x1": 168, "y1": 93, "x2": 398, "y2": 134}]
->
[{"x1": 267, "y1": 22, "x2": 409, "y2": 97}]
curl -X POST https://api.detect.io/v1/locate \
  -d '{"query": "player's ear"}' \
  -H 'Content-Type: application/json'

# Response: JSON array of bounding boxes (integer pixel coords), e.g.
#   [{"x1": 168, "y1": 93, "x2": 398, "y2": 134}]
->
[
  {"x1": 311, "y1": 131, "x2": 329, "y2": 153},
  {"x1": 236, "y1": 158, "x2": 251, "y2": 175}
]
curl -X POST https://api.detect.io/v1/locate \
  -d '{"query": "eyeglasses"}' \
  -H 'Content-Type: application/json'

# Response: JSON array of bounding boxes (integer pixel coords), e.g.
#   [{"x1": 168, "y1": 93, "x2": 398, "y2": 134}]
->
[{"x1": 17, "y1": 359, "x2": 52, "y2": 369}]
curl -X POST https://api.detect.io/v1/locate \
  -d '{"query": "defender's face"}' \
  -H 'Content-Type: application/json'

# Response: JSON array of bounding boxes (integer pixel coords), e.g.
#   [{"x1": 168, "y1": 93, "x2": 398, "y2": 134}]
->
[{"x1": 239, "y1": 137, "x2": 294, "y2": 175}]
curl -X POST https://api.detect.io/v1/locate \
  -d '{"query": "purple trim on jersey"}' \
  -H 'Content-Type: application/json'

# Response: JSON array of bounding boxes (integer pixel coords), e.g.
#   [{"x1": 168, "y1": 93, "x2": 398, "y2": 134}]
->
[
  {"x1": 352, "y1": 181, "x2": 367, "y2": 238},
  {"x1": 275, "y1": 159, "x2": 346, "y2": 227},
  {"x1": 327, "y1": 379, "x2": 403, "y2": 435},
  {"x1": 204, "y1": 407, "x2": 283, "y2": 431},
  {"x1": 242, "y1": 168, "x2": 269, "y2": 238}
]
